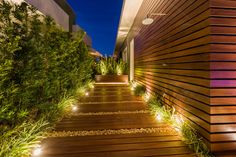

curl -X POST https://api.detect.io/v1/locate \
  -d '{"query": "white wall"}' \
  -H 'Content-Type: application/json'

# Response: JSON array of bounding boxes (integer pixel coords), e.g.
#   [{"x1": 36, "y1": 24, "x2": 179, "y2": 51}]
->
[
  {"x1": 122, "y1": 47, "x2": 127, "y2": 63},
  {"x1": 73, "y1": 25, "x2": 92, "y2": 47},
  {"x1": 129, "y1": 39, "x2": 134, "y2": 81},
  {"x1": 8, "y1": 0, "x2": 24, "y2": 4},
  {"x1": 25, "y1": 0, "x2": 69, "y2": 31}
]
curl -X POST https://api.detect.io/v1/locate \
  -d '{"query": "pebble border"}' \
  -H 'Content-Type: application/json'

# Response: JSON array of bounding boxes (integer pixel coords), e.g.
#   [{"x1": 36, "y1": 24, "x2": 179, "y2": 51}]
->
[{"x1": 47, "y1": 128, "x2": 177, "y2": 137}]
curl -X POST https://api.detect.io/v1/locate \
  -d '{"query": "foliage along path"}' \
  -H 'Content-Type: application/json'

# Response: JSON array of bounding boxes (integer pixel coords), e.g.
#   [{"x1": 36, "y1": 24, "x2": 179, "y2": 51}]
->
[{"x1": 40, "y1": 83, "x2": 196, "y2": 157}]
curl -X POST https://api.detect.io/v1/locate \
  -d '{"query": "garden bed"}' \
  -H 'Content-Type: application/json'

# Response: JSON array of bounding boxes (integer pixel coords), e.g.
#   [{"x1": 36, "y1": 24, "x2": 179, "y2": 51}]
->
[
  {"x1": 95, "y1": 75, "x2": 128, "y2": 83},
  {"x1": 0, "y1": 1, "x2": 94, "y2": 156}
]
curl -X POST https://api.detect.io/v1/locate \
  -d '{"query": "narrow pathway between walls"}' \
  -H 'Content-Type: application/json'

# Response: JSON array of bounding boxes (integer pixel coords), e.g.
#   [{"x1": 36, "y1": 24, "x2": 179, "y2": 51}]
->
[{"x1": 39, "y1": 83, "x2": 196, "y2": 157}]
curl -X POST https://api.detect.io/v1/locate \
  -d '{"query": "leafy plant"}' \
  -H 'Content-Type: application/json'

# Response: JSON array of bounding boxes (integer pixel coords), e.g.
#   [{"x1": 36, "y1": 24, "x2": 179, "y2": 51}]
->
[
  {"x1": 0, "y1": 0, "x2": 94, "y2": 156},
  {"x1": 134, "y1": 84, "x2": 146, "y2": 96},
  {"x1": 116, "y1": 59, "x2": 128, "y2": 75},
  {"x1": 130, "y1": 80, "x2": 213, "y2": 157},
  {"x1": 0, "y1": 119, "x2": 49, "y2": 157},
  {"x1": 96, "y1": 57, "x2": 127, "y2": 75},
  {"x1": 97, "y1": 59, "x2": 109, "y2": 75},
  {"x1": 0, "y1": 0, "x2": 93, "y2": 124},
  {"x1": 147, "y1": 95, "x2": 214, "y2": 157}
]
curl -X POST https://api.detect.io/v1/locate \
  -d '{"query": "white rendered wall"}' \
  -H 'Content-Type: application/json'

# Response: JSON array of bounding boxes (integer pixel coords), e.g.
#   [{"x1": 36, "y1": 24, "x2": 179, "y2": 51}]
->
[
  {"x1": 8, "y1": 0, "x2": 24, "y2": 4},
  {"x1": 25, "y1": 0, "x2": 69, "y2": 31},
  {"x1": 122, "y1": 47, "x2": 127, "y2": 63},
  {"x1": 129, "y1": 39, "x2": 134, "y2": 81},
  {"x1": 73, "y1": 25, "x2": 92, "y2": 47}
]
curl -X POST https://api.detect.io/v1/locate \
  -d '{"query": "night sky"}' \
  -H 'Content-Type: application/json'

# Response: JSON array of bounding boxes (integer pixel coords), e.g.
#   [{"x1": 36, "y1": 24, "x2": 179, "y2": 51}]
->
[{"x1": 67, "y1": 0, "x2": 123, "y2": 56}]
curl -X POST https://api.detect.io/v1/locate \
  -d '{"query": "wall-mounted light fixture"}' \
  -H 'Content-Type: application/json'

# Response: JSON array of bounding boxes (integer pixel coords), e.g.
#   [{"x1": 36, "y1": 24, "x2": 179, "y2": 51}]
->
[{"x1": 142, "y1": 13, "x2": 166, "y2": 25}]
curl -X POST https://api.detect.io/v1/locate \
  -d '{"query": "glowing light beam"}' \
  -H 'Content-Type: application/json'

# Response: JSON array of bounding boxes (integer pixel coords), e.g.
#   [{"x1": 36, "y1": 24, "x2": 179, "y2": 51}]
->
[{"x1": 32, "y1": 146, "x2": 42, "y2": 156}]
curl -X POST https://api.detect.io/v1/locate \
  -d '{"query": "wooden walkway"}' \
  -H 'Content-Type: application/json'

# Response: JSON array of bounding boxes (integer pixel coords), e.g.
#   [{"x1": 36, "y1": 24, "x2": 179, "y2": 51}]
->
[{"x1": 40, "y1": 84, "x2": 196, "y2": 157}]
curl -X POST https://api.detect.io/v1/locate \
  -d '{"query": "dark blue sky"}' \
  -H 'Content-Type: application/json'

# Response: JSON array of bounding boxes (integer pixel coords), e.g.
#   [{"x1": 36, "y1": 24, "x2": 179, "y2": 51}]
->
[{"x1": 67, "y1": 0, "x2": 123, "y2": 56}]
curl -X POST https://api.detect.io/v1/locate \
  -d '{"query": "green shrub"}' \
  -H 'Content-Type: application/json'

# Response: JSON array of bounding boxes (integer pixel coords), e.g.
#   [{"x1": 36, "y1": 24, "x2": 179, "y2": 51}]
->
[
  {"x1": 96, "y1": 57, "x2": 127, "y2": 75},
  {"x1": 96, "y1": 58, "x2": 109, "y2": 75},
  {"x1": 0, "y1": 0, "x2": 93, "y2": 125},
  {"x1": 116, "y1": 59, "x2": 128, "y2": 75},
  {"x1": 0, "y1": 0, "x2": 94, "y2": 156},
  {"x1": 147, "y1": 96, "x2": 213, "y2": 157},
  {"x1": 0, "y1": 119, "x2": 49, "y2": 157},
  {"x1": 134, "y1": 84, "x2": 146, "y2": 96}
]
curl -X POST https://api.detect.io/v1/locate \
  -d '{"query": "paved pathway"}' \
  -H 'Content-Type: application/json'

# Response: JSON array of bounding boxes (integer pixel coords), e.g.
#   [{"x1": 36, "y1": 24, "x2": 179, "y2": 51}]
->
[{"x1": 40, "y1": 83, "x2": 195, "y2": 157}]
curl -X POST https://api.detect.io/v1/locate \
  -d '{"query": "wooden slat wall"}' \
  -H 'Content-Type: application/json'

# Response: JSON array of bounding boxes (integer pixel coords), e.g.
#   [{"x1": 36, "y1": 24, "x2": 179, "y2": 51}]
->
[
  {"x1": 121, "y1": 0, "x2": 236, "y2": 153},
  {"x1": 129, "y1": 0, "x2": 212, "y2": 147},
  {"x1": 209, "y1": 0, "x2": 236, "y2": 152}
]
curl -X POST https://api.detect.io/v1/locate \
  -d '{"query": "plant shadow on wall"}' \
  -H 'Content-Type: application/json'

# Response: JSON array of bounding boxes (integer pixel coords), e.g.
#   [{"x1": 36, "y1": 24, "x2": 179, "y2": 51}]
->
[
  {"x1": 95, "y1": 57, "x2": 128, "y2": 75},
  {"x1": 130, "y1": 81, "x2": 214, "y2": 157},
  {"x1": 0, "y1": 1, "x2": 94, "y2": 156}
]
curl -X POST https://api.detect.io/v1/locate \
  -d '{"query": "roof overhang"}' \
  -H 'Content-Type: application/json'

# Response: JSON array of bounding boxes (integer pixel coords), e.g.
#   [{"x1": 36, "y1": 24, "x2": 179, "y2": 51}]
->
[
  {"x1": 89, "y1": 48, "x2": 103, "y2": 58},
  {"x1": 114, "y1": 0, "x2": 143, "y2": 55}
]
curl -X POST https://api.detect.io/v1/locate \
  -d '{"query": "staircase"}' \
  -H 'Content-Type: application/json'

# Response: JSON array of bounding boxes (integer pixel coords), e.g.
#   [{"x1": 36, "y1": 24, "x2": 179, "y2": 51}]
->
[{"x1": 39, "y1": 83, "x2": 196, "y2": 157}]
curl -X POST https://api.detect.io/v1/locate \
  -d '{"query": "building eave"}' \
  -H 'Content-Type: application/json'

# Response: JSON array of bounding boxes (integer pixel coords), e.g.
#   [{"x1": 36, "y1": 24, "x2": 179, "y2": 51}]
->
[{"x1": 114, "y1": 0, "x2": 143, "y2": 56}]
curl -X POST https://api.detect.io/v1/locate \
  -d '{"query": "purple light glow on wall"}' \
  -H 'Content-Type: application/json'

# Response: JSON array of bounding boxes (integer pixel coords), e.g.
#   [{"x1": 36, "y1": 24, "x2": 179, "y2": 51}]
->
[{"x1": 211, "y1": 80, "x2": 236, "y2": 87}]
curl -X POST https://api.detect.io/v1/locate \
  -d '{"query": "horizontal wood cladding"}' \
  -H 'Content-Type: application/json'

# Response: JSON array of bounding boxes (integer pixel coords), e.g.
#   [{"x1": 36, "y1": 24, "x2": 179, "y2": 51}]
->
[
  {"x1": 130, "y1": 0, "x2": 212, "y2": 149},
  {"x1": 124, "y1": 0, "x2": 236, "y2": 153},
  {"x1": 209, "y1": 0, "x2": 236, "y2": 152}
]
